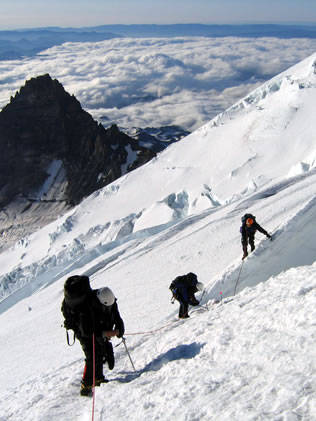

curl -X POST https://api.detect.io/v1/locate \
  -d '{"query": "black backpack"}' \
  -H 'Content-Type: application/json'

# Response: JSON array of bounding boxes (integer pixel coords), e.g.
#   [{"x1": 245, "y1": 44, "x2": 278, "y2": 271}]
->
[
  {"x1": 169, "y1": 272, "x2": 198, "y2": 293},
  {"x1": 61, "y1": 275, "x2": 94, "y2": 342},
  {"x1": 63, "y1": 275, "x2": 92, "y2": 309}
]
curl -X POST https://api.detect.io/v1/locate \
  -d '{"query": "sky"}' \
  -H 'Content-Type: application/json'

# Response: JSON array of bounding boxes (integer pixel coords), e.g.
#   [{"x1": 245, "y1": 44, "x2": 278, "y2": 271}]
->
[
  {"x1": 0, "y1": 53, "x2": 316, "y2": 420},
  {"x1": 1, "y1": 0, "x2": 316, "y2": 29},
  {"x1": 1, "y1": 37, "x2": 316, "y2": 133}
]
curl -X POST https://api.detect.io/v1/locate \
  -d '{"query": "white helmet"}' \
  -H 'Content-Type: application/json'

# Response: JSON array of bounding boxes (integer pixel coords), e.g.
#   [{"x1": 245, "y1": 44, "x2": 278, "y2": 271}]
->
[
  {"x1": 97, "y1": 287, "x2": 115, "y2": 306},
  {"x1": 196, "y1": 282, "x2": 204, "y2": 291}
]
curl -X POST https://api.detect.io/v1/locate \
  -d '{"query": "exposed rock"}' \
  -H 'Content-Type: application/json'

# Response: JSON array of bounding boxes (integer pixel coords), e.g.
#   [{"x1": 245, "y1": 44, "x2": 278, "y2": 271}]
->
[
  {"x1": 0, "y1": 74, "x2": 156, "y2": 206},
  {"x1": 0, "y1": 74, "x2": 156, "y2": 250}
]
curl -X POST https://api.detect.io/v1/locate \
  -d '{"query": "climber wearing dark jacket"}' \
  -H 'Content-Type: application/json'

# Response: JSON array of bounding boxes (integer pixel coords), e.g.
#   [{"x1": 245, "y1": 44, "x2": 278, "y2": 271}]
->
[
  {"x1": 61, "y1": 276, "x2": 125, "y2": 396},
  {"x1": 169, "y1": 272, "x2": 204, "y2": 319},
  {"x1": 240, "y1": 214, "x2": 271, "y2": 260}
]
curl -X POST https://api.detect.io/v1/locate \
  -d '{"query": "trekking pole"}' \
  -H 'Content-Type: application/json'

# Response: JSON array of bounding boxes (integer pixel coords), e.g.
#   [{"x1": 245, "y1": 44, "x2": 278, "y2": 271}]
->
[
  {"x1": 234, "y1": 260, "x2": 244, "y2": 296},
  {"x1": 122, "y1": 337, "x2": 136, "y2": 372},
  {"x1": 200, "y1": 290, "x2": 206, "y2": 302},
  {"x1": 199, "y1": 290, "x2": 208, "y2": 310}
]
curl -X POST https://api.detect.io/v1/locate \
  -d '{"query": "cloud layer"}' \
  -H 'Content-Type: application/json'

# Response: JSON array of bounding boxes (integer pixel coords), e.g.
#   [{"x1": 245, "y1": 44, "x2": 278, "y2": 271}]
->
[{"x1": 0, "y1": 36, "x2": 316, "y2": 131}]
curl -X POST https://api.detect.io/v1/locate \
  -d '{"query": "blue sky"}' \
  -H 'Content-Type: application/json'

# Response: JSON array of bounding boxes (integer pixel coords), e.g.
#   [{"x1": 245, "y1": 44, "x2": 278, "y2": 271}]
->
[{"x1": 1, "y1": 0, "x2": 316, "y2": 29}]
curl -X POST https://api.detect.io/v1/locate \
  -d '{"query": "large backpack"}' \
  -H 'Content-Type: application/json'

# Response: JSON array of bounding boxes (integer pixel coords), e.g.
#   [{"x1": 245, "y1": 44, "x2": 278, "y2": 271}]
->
[
  {"x1": 169, "y1": 272, "x2": 198, "y2": 294},
  {"x1": 63, "y1": 275, "x2": 92, "y2": 309},
  {"x1": 61, "y1": 275, "x2": 94, "y2": 341}
]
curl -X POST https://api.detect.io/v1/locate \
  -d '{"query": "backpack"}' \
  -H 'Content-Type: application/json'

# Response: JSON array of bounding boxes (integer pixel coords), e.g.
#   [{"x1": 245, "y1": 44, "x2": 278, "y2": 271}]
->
[
  {"x1": 63, "y1": 275, "x2": 92, "y2": 309},
  {"x1": 169, "y1": 272, "x2": 198, "y2": 294},
  {"x1": 61, "y1": 275, "x2": 94, "y2": 341}
]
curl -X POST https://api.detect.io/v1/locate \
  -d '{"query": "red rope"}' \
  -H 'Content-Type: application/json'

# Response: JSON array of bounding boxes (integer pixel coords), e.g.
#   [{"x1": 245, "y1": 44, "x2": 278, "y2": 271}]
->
[
  {"x1": 91, "y1": 333, "x2": 96, "y2": 421},
  {"x1": 124, "y1": 319, "x2": 180, "y2": 336},
  {"x1": 123, "y1": 293, "x2": 208, "y2": 337}
]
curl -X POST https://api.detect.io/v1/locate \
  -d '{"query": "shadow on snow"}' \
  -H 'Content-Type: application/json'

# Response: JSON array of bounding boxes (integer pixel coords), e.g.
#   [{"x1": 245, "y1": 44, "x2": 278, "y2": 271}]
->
[{"x1": 112, "y1": 342, "x2": 206, "y2": 383}]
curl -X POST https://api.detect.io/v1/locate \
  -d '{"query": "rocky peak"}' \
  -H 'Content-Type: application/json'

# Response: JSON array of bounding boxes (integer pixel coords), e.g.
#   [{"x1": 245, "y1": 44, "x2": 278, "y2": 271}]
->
[
  {"x1": 0, "y1": 74, "x2": 155, "y2": 207},
  {"x1": 0, "y1": 74, "x2": 156, "y2": 250}
]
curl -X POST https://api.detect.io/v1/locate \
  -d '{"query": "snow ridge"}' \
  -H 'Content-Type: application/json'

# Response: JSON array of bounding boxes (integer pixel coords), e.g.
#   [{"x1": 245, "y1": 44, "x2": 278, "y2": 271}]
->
[{"x1": 1, "y1": 53, "x2": 316, "y2": 421}]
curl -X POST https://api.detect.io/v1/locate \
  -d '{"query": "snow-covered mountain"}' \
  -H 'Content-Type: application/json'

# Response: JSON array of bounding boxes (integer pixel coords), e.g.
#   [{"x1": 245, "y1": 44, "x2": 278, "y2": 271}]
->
[
  {"x1": 0, "y1": 74, "x2": 159, "y2": 252},
  {"x1": 0, "y1": 53, "x2": 316, "y2": 421}
]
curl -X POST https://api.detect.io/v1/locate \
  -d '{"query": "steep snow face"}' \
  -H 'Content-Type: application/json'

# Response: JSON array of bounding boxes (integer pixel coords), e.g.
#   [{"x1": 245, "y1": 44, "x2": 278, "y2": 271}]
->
[
  {"x1": 177, "y1": 53, "x2": 316, "y2": 203},
  {"x1": 1, "y1": 54, "x2": 316, "y2": 421},
  {"x1": 0, "y1": 53, "x2": 316, "y2": 301},
  {"x1": 30, "y1": 159, "x2": 68, "y2": 201}
]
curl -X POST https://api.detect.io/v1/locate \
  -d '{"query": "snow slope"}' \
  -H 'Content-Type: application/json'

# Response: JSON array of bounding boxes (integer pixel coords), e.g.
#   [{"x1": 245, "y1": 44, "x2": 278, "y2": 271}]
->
[{"x1": 0, "y1": 53, "x2": 316, "y2": 421}]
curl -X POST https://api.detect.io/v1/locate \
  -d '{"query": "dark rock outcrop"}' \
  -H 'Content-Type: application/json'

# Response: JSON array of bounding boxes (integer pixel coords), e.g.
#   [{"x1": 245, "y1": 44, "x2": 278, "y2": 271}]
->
[
  {"x1": 0, "y1": 73, "x2": 155, "y2": 207},
  {"x1": 0, "y1": 74, "x2": 156, "y2": 250}
]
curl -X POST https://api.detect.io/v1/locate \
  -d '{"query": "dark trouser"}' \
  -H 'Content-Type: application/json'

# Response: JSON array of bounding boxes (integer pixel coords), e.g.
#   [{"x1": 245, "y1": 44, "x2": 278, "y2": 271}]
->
[
  {"x1": 102, "y1": 340, "x2": 115, "y2": 369},
  {"x1": 242, "y1": 233, "x2": 255, "y2": 255},
  {"x1": 80, "y1": 336, "x2": 105, "y2": 385},
  {"x1": 174, "y1": 293, "x2": 189, "y2": 318},
  {"x1": 178, "y1": 301, "x2": 189, "y2": 318}
]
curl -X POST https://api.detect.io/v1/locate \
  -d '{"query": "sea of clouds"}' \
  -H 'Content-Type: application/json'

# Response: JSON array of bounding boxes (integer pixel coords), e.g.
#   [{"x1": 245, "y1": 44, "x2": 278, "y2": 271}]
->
[{"x1": 0, "y1": 36, "x2": 316, "y2": 131}]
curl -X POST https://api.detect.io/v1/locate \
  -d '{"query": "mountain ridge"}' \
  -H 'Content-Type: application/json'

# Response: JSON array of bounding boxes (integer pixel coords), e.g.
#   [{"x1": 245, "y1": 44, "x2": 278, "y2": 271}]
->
[
  {"x1": 0, "y1": 74, "x2": 157, "y2": 250},
  {"x1": 0, "y1": 52, "x2": 316, "y2": 420},
  {"x1": 1, "y1": 52, "x2": 315, "y2": 301}
]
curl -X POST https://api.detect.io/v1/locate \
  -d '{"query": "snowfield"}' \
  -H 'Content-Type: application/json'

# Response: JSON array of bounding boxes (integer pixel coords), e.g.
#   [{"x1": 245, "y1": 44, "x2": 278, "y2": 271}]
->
[{"x1": 0, "y1": 53, "x2": 316, "y2": 421}]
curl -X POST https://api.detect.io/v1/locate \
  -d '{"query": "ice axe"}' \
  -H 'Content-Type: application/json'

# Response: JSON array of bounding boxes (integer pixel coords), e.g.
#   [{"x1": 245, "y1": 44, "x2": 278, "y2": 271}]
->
[{"x1": 122, "y1": 337, "x2": 136, "y2": 372}]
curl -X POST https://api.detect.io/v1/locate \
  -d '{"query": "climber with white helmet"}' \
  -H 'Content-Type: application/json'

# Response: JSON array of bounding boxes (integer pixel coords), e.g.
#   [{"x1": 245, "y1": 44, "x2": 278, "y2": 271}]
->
[{"x1": 61, "y1": 276, "x2": 125, "y2": 396}]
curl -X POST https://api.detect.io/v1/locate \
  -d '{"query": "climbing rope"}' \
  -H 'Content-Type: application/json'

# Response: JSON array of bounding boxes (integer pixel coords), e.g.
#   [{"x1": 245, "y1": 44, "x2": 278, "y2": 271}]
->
[
  {"x1": 123, "y1": 290, "x2": 207, "y2": 336},
  {"x1": 124, "y1": 319, "x2": 180, "y2": 336},
  {"x1": 234, "y1": 260, "x2": 244, "y2": 296},
  {"x1": 91, "y1": 333, "x2": 96, "y2": 421}
]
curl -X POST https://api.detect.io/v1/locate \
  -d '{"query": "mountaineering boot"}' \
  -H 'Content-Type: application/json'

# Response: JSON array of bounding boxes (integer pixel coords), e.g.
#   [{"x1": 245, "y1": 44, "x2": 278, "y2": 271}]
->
[
  {"x1": 80, "y1": 383, "x2": 93, "y2": 397},
  {"x1": 242, "y1": 252, "x2": 248, "y2": 260},
  {"x1": 95, "y1": 376, "x2": 109, "y2": 386}
]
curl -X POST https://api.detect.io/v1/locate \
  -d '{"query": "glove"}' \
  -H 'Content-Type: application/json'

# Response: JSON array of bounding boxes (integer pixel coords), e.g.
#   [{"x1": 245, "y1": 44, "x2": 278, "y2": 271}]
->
[
  {"x1": 190, "y1": 298, "x2": 199, "y2": 306},
  {"x1": 64, "y1": 319, "x2": 76, "y2": 330},
  {"x1": 102, "y1": 330, "x2": 119, "y2": 339},
  {"x1": 117, "y1": 327, "x2": 125, "y2": 338}
]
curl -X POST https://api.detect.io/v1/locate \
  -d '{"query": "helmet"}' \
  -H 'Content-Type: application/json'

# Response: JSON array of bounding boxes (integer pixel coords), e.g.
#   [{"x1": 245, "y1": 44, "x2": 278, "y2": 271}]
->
[
  {"x1": 246, "y1": 217, "x2": 254, "y2": 227},
  {"x1": 97, "y1": 287, "x2": 115, "y2": 306},
  {"x1": 196, "y1": 282, "x2": 204, "y2": 291}
]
